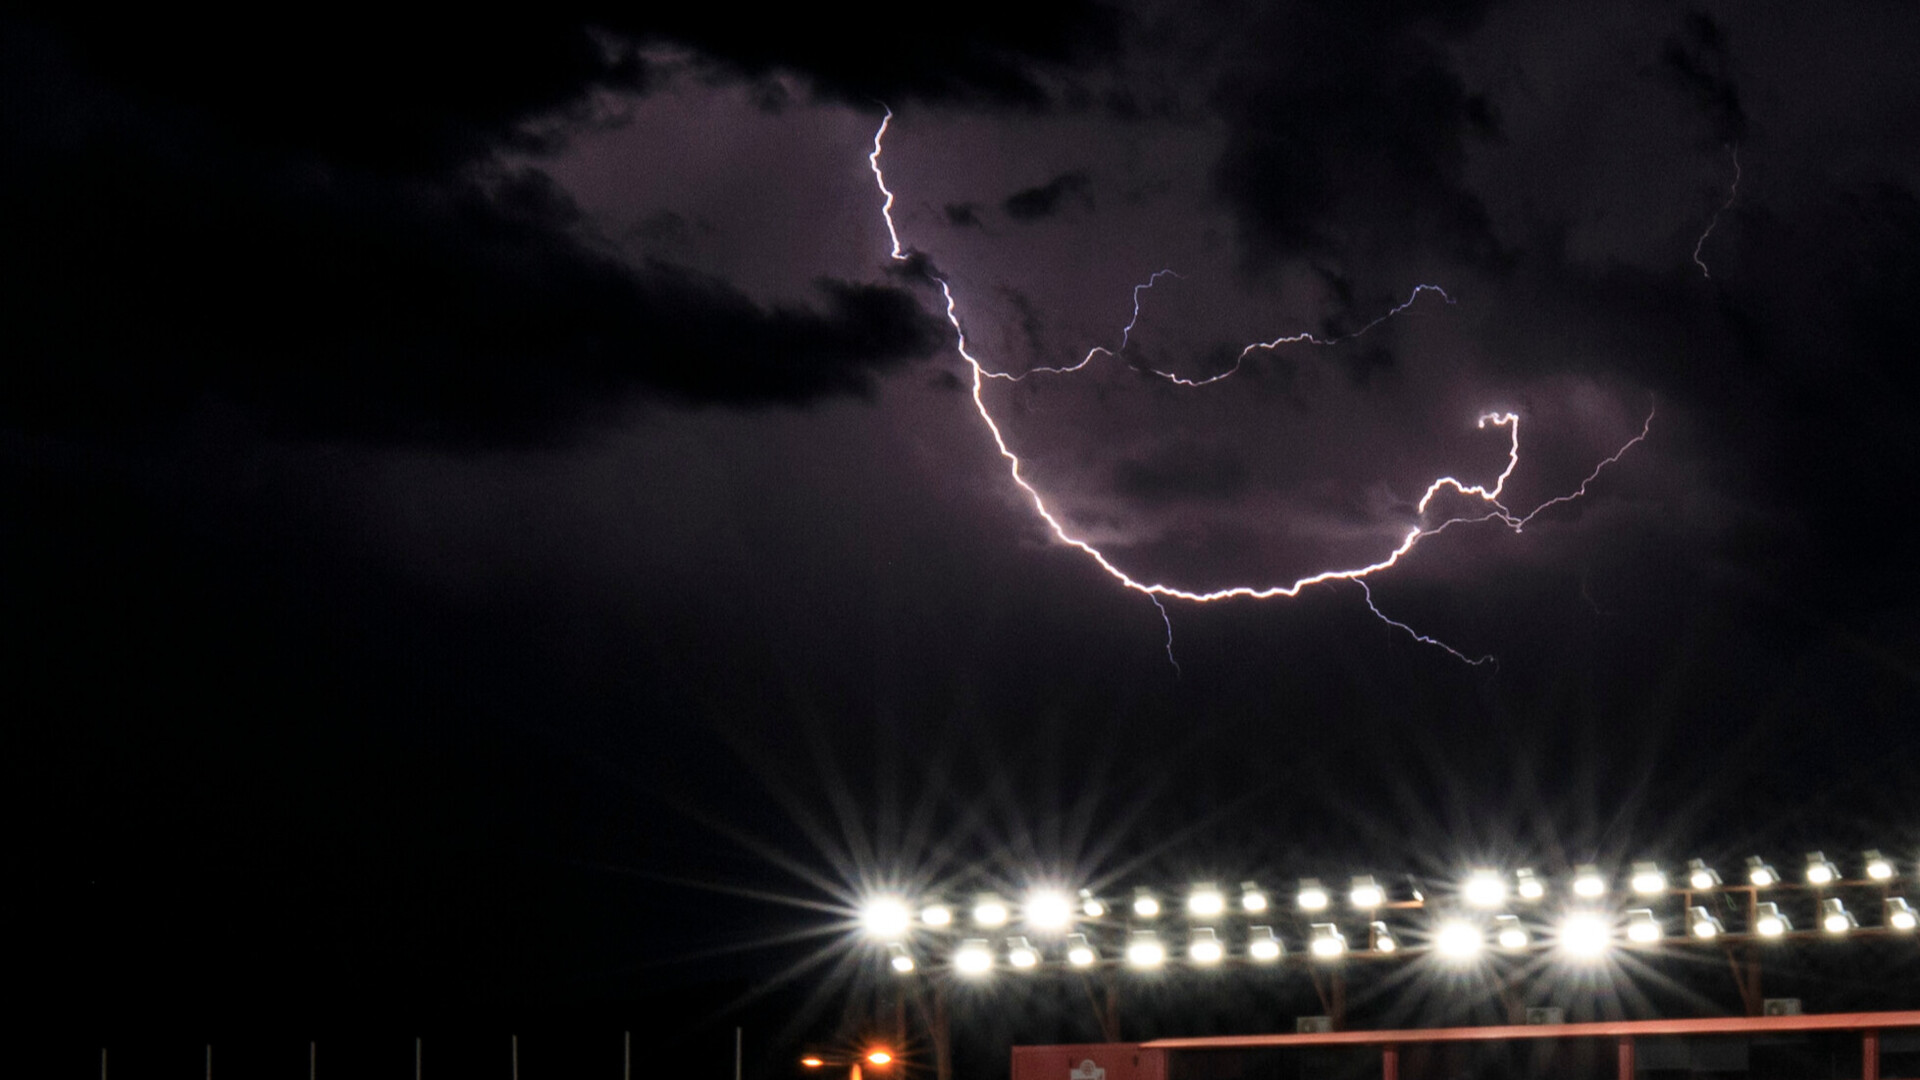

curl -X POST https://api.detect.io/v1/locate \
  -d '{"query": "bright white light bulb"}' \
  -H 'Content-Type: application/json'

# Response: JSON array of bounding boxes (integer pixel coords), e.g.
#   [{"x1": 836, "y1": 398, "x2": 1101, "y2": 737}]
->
[
  {"x1": 1824, "y1": 913, "x2": 1850, "y2": 934},
  {"x1": 1495, "y1": 917, "x2": 1529, "y2": 950},
  {"x1": 1516, "y1": 870, "x2": 1546, "y2": 901},
  {"x1": 1626, "y1": 910, "x2": 1661, "y2": 943},
  {"x1": 863, "y1": 899, "x2": 911, "y2": 939},
  {"x1": 1807, "y1": 865, "x2": 1834, "y2": 886},
  {"x1": 1573, "y1": 866, "x2": 1607, "y2": 898},
  {"x1": 1755, "y1": 904, "x2": 1787, "y2": 937},
  {"x1": 1242, "y1": 887, "x2": 1269, "y2": 913},
  {"x1": 1248, "y1": 935, "x2": 1282, "y2": 961},
  {"x1": 1068, "y1": 944, "x2": 1096, "y2": 966},
  {"x1": 1026, "y1": 891, "x2": 1072, "y2": 930},
  {"x1": 1436, "y1": 921, "x2": 1483, "y2": 958},
  {"x1": 1188, "y1": 886, "x2": 1225, "y2": 917},
  {"x1": 1889, "y1": 901, "x2": 1917, "y2": 932},
  {"x1": 1350, "y1": 877, "x2": 1385, "y2": 909},
  {"x1": 921, "y1": 904, "x2": 952, "y2": 927},
  {"x1": 1690, "y1": 870, "x2": 1716, "y2": 890},
  {"x1": 1463, "y1": 871, "x2": 1506, "y2": 908},
  {"x1": 1133, "y1": 893, "x2": 1161, "y2": 918},
  {"x1": 955, "y1": 940, "x2": 993, "y2": 974},
  {"x1": 1009, "y1": 943, "x2": 1039, "y2": 968},
  {"x1": 1560, "y1": 914, "x2": 1611, "y2": 957},
  {"x1": 1189, "y1": 933, "x2": 1224, "y2": 964},
  {"x1": 1126, "y1": 934, "x2": 1165, "y2": 968},
  {"x1": 891, "y1": 953, "x2": 915, "y2": 973},
  {"x1": 1630, "y1": 863, "x2": 1666, "y2": 895},
  {"x1": 1298, "y1": 881, "x2": 1329, "y2": 911},
  {"x1": 973, "y1": 898, "x2": 1009, "y2": 927}
]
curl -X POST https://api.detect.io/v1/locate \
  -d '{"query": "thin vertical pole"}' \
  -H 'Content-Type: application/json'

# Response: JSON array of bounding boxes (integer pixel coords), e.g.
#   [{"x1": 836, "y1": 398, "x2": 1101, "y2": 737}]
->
[
  {"x1": 1864, "y1": 1030, "x2": 1881, "y2": 1080},
  {"x1": 734, "y1": 1026, "x2": 743, "y2": 1080},
  {"x1": 415, "y1": 1037, "x2": 422, "y2": 1080},
  {"x1": 512, "y1": 1035, "x2": 519, "y2": 1080},
  {"x1": 932, "y1": 983, "x2": 952, "y2": 1080},
  {"x1": 625, "y1": 1030, "x2": 631, "y2": 1080},
  {"x1": 1615, "y1": 1036, "x2": 1634, "y2": 1080},
  {"x1": 100, "y1": 1048, "x2": 107, "y2": 1080},
  {"x1": 310, "y1": 1040, "x2": 316, "y2": 1080},
  {"x1": 1381, "y1": 1045, "x2": 1399, "y2": 1080},
  {"x1": 206, "y1": 1043, "x2": 213, "y2": 1079}
]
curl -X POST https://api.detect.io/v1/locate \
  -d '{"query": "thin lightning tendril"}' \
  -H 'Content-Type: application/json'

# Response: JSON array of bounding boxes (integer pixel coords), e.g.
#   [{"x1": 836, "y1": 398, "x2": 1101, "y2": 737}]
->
[
  {"x1": 869, "y1": 109, "x2": 1652, "y2": 668},
  {"x1": 1692, "y1": 145, "x2": 1741, "y2": 279}
]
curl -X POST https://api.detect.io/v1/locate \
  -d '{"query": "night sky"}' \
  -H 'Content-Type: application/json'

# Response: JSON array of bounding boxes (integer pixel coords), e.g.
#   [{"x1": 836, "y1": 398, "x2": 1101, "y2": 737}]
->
[{"x1": 10, "y1": 3, "x2": 1919, "y2": 1076}]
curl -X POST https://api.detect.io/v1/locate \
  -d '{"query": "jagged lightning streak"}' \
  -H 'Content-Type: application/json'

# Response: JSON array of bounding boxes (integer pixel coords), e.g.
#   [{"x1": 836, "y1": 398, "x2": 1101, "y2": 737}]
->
[
  {"x1": 1693, "y1": 145, "x2": 1741, "y2": 278},
  {"x1": 870, "y1": 109, "x2": 1651, "y2": 667}
]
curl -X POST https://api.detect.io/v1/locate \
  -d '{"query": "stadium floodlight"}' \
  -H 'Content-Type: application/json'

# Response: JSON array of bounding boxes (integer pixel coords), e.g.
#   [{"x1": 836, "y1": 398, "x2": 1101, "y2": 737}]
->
[
  {"x1": 1688, "y1": 906, "x2": 1725, "y2": 939},
  {"x1": 1805, "y1": 852, "x2": 1838, "y2": 886},
  {"x1": 1754, "y1": 902, "x2": 1790, "y2": 937},
  {"x1": 1066, "y1": 933, "x2": 1098, "y2": 967},
  {"x1": 1435, "y1": 920, "x2": 1483, "y2": 959},
  {"x1": 1626, "y1": 908, "x2": 1662, "y2": 944},
  {"x1": 1298, "y1": 879, "x2": 1330, "y2": 912},
  {"x1": 887, "y1": 943, "x2": 915, "y2": 973},
  {"x1": 1820, "y1": 899, "x2": 1855, "y2": 935},
  {"x1": 1026, "y1": 890, "x2": 1073, "y2": 931},
  {"x1": 1241, "y1": 882, "x2": 1269, "y2": 913},
  {"x1": 1864, "y1": 851, "x2": 1896, "y2": 882},
  {"x1": 1079, "y1": 889, "x2": 1107, "y2": 918},
  {"x1": 920, "y1": 903, "x2": 953, "y2": 928},
  {"x1": 1630, "y1": 862, "x2": 1667, "y2": 895},
  {"x1": 1188, "y1": 883, "x2": 1226, "y2": 917},
  {"x1": 973, "y1": 894, "x2": 1010, "y2": 928},
  {"x1": 1687, "y1": 859, "x2": 1723, "y2": 890},
  {"x1": 1350, "y1": 875, "x2": 1385, "y2": 909},
  {"x1": 863, "y1": 898, "x2": 912, "y2": 940},
  {"x1": 867, "y1": 1051, "x2": 893, "y2": 1066},
  {"x1": 1133, "y1": 888, "x2": 1161, "y2": 919},
  {"x1": 955, "y1": 938, "x2": 994, "y2": 974},
  {"x1": 1126, "y1": 930, "x2": 1166, "y2": 968},
  {"x1": 1370, "y1": 921, "x2": 1397, "y2": 953},
  {"x1": 1888, "y1": 898, "x2": 1917, "y2": 932},
  {"x1": 1573, "y1": 865, "x2": 1608, "y2": 899},
  {"x1": 1007, "y1": 936, "x2": 1040, "y2": 968},
  {"x1": 1247, "y1": 925, "x2": 1283, "y2": 961},
  {"x1": 1464, "y1": 869, "x2": 1507, "y2": 908},
  {"x1": 1747, "y1": 857, "x2": 1779, "y2": 887},
  {"x1": 1515, "y1": 868, "x2": 1546, "y2": 901},
  {"x1": 1188, "y1": 927, "x2": 1225, "y2": 964},
  {"x1": 1309, "y1": 923, "x2": 1347, "y2": 958},
  {"x1": 1495, "y1": 915, "x2": 1529, "y2": 950},
  {"x1": 1559, "y1": 913, "x2": 1612, "y2": 957}
]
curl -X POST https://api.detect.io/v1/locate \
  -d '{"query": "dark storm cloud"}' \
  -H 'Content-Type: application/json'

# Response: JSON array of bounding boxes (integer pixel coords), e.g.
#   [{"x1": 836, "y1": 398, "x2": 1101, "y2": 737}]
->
[
  {"x1": 1205, "y1": 2, "x2": 1503, "y2": 271},
  {"x1": 1004, "y1": 169, "x2": 1095, "y2": 221},
  {"x1": 1112, "y1": 439, "x2": 1250, "y2": 502},
  {"x1": 944, "y1": 201, "x2": 986, "y2": 228},
  {"x1": 1, "y1": 15, "x2": 945, "y2": 444},
  {"x1": 1659, "y1": 11, "x2": 1749, "y2": 144}
]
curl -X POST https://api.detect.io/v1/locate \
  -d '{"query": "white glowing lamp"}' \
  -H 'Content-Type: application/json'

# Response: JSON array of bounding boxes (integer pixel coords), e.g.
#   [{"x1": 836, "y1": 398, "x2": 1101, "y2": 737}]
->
[
  {"x1": 1560, "y1": 913, "x2": 1612, "y2": 957},
  {"x1": 1435, "y1": 920, "x2": 1483, "y2": 959},
  {"x1": 1863, "y1": 850, "x2": 1895, "y2": 881},
  {"x1": 1515, "y1": 868, "x2": 1546, "y2": 901},
  {"x1": 1247, "y1": 925, "x2": 1283, "y2": 961},
  {"x1": 1350, "y1": 875, "x2": 1385, "y2": 909},
  {"x1": 1188, "y1": 927, "x2": 1224, "y2": 964},
  {"x1": 1132, "y1": 888, "x2": 1161, "y2": 919},
  {"x1": 862, "y1": 898, "x2": 912, "y2": 940},
  {"x1": 1080, "y1": 889, "x2": 1106, "y2": 918},
  {"x1": 1888, "y1": 898, "x2": 1917, "y2": 932},
  {"x1": 1819, "y1": 899, "x2": 1855, "y2": 934},
  {"x1": 1495, "y1": 914, "x2": 1529, "y2": 950},
  {"x1": 1309, "y1": 923, "x2": 1346, "y2": 958},
  {"x1": 955, "y1": 938, "x2": 993, "y2": 974},
  {"x1": 1688, "y1": 906, "x2": 1724, "y2": 939},
  {"x1": 1572, "y1": 864, "x2": 1608, "y2": 898},
  {"x1": 1463, "y1": 870, "x2": 1506, "y2": 908},
  {"x1": 1630, "y1": 862, "x2": 1667, "y2": 895},
  {"x1": 1025, "y1": 890, "x2": 1073, "y2": 931},
  {"x1": 1754, "y1": 902, "x2": 1789, "y2": 937},
  {"x1": 920, "y1": 903, "x2": 953, "y2": 928},
  {"x1": 972, "y1": 894, "x2": 1010, "y2": 927},
  {"x1": 1188, "y1": 883, "x2": 1225, "y2": 917},
  {"x1": 1805, "y1": 852, "x2": 1838, "y2": 886},
  {"x1": 888, "y1": 943, "x2": 915, "y2": 973},
  {"x1": 1126, "y1": 930, "x2": 1165, "y2": 968},
  {"x1": 1747, "y1": 856, "x2": 1778, "y2": 887},
  {"x1": 1066, "y1": 933, "x2": 1098, "y2": 967},
  {"x1": 1007, "y1": 936, "x2": 1039, "y2": 968},
  {"x1": 1687, "y1": 859, "x2": 1722, "y2": 890},
  {"x1": 1370, "y1": 921, "x2": 1397, "y2": 953},
  {"x1": 1625, "y1": 908, "x2": 1662, "y2": 943},
  {"x1": 1241, "y1": 881, "x2": 1269, "y2": 913},
  {"x1": 1298, "y1": 878, "x2": 1330, "y2": 912}
]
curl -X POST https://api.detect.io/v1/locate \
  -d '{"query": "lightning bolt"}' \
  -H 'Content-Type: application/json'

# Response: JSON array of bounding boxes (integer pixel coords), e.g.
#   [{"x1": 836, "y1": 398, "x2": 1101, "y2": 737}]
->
[
  {"x1": 869, "y1": 109, "x2": 1651, "y2": 668},
  {"x1": 1693, "y1": 145, "x2": 1741, "y2": 278}
]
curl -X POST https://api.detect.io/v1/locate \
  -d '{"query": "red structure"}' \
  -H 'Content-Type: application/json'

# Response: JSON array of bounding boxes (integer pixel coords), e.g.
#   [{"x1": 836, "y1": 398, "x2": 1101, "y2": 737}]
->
[{"x1": 1012, "y1": 1011, "x2": 1920, "y2": 1080}]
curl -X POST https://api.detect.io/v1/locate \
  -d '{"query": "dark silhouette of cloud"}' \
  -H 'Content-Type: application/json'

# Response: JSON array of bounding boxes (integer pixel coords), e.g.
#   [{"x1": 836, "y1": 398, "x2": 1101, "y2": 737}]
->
[{"x1": 1004, "y1": 170, "x2": 1095, "y2": 220}]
